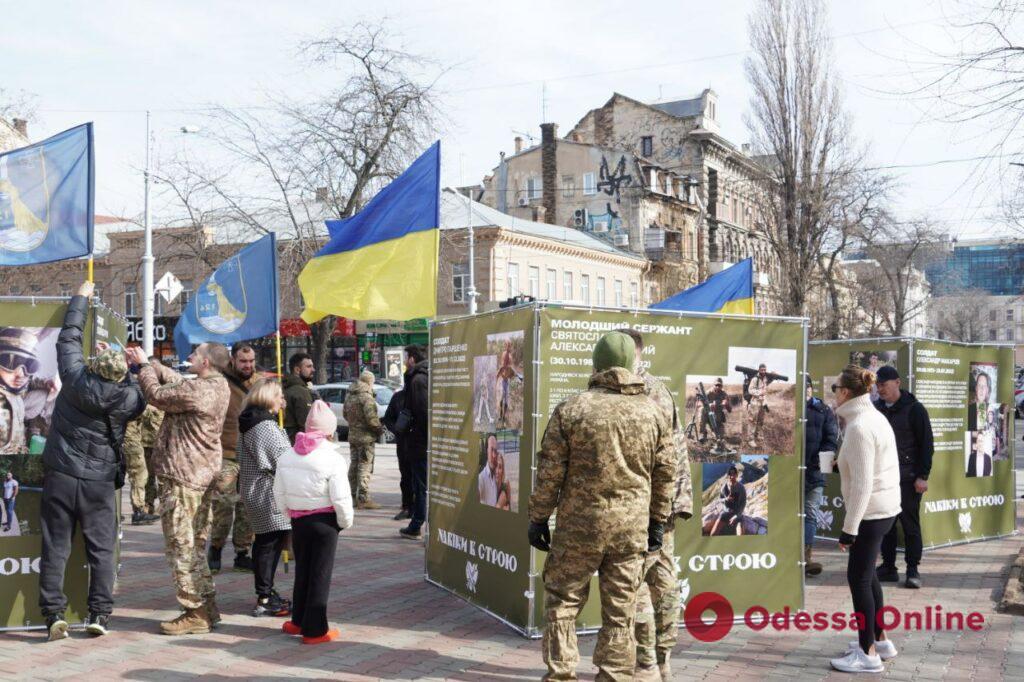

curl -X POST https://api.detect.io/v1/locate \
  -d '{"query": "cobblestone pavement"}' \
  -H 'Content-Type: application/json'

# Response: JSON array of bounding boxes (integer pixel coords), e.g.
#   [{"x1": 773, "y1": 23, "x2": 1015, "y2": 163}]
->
[{"x1": 1, "y1": 445, "x2": 1022, "y2": 680}]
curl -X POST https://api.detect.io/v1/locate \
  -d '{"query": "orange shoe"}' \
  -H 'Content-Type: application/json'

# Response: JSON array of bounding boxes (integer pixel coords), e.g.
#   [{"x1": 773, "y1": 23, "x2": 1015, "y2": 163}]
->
[
  {"x1": 281, "y1": 621, "x2": 301, "y2": 635},
  {"x1": 302, "y1": 629, "x2": 340, "y2": 644}
]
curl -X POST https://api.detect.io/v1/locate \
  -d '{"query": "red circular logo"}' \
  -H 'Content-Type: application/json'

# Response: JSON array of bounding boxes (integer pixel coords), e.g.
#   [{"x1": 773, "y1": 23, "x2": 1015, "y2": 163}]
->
[{"x1": 683, "y1": 591, "x2": 734, "y2": 642}]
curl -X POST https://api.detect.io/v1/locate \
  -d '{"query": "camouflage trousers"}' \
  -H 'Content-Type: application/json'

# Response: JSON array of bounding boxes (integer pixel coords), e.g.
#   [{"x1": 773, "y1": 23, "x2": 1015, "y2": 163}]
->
[
  {"x1": 198, "y1": 459, "x2": 253, "y2": 553},
  {"x1": 745, "y1": 397, "x2": 766, "y2": 441},
  {"x1": 125, "y1": 440, "x2": 149, "y2": 511},
  {"x1": 542, "y1": 547, "x2": 645, "y2": 681},
  {"x1": 348, "y1": 442, "x2": 375, "y2": 503},
  {"x1": 158, "y1": 477, "x2": 215, "y2": 610},
  {"x1": 635, "y1": 526, "x2": 679, "y2": 668}
]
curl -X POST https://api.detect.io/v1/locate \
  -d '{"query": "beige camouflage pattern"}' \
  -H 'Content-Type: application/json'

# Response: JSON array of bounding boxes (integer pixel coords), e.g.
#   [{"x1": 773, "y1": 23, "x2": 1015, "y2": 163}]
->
[
  {"x1": 343, "y1": 380, "x2": 382, "y2": 446},
  {"x1": 158, "y1": 476, "x2": 216, "y2": 610},
  {"x1": 639, "y1": 371, "x2": 692, "y2": 520},
  {"x1": 0, "y1": 388, "x2": 26, "y2": 455},
  {"x1": 125, "y1": 406, "x2": 163, "y2": 511},
  {"x1": 87, "y1": 348, "x2": 128, "y2": 383},
  {"x1": 635, "y1": 530, "x2": 678, "y2": 668},
  {"x1": 198, "y1": 459, "x2": 254, "y2": 552},
  {"x1": 531, "y1": 366, "x2": 675, "y2": 682},
  {"x1": 744, "y1": 375, "x2": 769, "y2": 445},
  {"x1": 541, "y1": 548, "x2": 645, "y2": 681},
  {"x1": 348, "y1": 442, "x2": 375, "y2": 504},
  {"x1": 139, "y1": 362, "x2": 229, "y2": 492}
]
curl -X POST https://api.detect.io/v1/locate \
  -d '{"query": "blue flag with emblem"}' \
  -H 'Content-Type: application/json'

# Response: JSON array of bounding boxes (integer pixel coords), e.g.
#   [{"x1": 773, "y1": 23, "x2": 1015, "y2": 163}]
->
[
  {"x1": 0, "y1": 123, "x2": 94, "y2": 265},
  {"x1": 173, "y1": 233, "x2": 279, "y2": 359}
]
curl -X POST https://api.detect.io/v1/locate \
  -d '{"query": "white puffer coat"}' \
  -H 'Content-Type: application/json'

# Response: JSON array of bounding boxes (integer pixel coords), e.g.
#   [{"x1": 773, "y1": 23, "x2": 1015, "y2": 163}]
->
[{"x1": 272, "y1": 433, "x2": 354, "y2": 530}]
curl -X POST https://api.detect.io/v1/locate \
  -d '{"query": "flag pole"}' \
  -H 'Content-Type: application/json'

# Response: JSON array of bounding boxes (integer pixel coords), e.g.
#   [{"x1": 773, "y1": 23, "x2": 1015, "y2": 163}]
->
[
  {"x1": 275, "y1": 331, "x2": 284, "y2": 427},
  {"x1": 87, "y1": 257, "x2": 94, "y2": 284}
]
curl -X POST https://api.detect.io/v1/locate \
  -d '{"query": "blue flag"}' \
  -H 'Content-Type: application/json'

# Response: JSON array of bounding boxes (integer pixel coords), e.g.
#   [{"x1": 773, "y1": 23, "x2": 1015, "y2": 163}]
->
[
  {"x1": 173, "y1": 233, "x2": 279, "y2": 359},
  {"x1": 650, "y1": 257, "x2": 754, "y2": 315},
  {"x1": 0, "y1": 123, "x2": 94, "y2": 265}
]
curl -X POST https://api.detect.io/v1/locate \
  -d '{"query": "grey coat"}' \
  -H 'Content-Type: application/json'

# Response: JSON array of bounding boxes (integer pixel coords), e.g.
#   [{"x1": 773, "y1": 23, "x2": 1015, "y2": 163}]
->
[{"x1": 237, "y1": 408, "x2": 292, "y2": 534}]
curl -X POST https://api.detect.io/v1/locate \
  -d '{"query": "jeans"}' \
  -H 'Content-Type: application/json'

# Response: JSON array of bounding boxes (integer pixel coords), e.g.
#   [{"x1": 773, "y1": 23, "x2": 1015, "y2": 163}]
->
[
  {"x1": 2, "y1": 496, "x2": 15, "y2": 527},
  {"x1": 408, "y1": 456, "x2": 428, "y2": 531},
  {"x1": 881, "y1": 478, "x2": 923, "y2": 569},
  {"x1": 290, "y1": 513, "x2": 339, "y2": 638},
  {"x1": 252, "y1": 530, "x2": 288, "y2": 598},
  {"x1": 804, "y1": 485, "x2": 824, "y2": 548},
  {"x1": 39, "y1": 470, "x2": 117, "y2": 617},
  {"x1": 848, "y1": 516, "x2": 896, "y2": 654}
]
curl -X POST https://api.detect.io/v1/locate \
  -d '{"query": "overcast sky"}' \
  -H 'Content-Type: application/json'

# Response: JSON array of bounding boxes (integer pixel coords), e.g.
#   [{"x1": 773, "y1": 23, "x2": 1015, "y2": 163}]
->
[{"x1": 3, "y1": 0, "x2": 1015, "y2": 239}]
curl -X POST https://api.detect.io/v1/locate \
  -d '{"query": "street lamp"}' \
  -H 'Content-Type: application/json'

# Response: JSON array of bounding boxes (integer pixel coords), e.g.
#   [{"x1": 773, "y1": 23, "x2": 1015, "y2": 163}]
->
[{"x1": 142, "y1": 111, "x2": 199, "y2": 356}]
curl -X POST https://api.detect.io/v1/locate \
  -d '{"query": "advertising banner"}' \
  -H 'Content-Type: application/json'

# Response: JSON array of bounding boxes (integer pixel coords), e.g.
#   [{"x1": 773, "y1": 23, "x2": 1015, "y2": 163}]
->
[
  {"x1": 0, "y1": 297, "x2": 125, "y2": 629},
  {"x1": 426, "y1": 303, "x2": 807, "y2": 636},
  {"x1": 808, "y1": 338, "x2": 1015, "y2": 547}
]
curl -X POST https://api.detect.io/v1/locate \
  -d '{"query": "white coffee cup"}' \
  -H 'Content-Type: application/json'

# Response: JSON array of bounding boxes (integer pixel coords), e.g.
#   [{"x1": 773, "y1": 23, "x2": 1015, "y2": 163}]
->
[{"x1": 819, "y1": 451, "x2": 836, "y2": 474}]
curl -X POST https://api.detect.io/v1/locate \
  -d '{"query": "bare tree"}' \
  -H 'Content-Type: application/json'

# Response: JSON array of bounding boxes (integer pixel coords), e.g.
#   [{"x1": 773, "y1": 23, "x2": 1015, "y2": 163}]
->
[
  {"x1": 155, "y1": 23, "x2": 445, "y2": 380},
  {"x1": 928, "y1": 289, "x2": 991, "y2": 342},
  {"x1": 745, "y1": 0, "x2": 886, "y2": 319}
]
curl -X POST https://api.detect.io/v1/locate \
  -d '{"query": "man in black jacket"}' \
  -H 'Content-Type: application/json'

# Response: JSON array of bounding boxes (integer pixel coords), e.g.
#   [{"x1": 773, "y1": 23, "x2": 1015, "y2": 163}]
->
[
  {"x1": 874, "y1": 365, "x2": 934, "y2": 589},
  {"x1": 382, "y1": 387, "x2": 412, "y2": 520},
  {"x1": 399, "y1": 344, "x2": 429, "y2": 540},
  {"x1": 804, "y1": 379, "x2": 839, "y2": 576},
  {"x1": 39, "y1": 281, "x2": 146, "y2": 640}
]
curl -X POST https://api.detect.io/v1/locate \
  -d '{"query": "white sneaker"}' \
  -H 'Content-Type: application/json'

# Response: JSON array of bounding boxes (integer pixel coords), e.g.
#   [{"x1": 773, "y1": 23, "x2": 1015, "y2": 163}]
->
[
  {"x1": 830, "y1": 649, "x2": 884, "y2": 673},
  {"x1": 846, "y1": 638, "x2": 897, "y2": 660}
]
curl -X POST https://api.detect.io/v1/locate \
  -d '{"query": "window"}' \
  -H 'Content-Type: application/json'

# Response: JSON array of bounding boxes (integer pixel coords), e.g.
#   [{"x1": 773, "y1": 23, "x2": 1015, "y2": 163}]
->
[
  {"x1": 580, "y1": 274, "x2": 590, "y2": 305},
  {"x1": 154, "y1": 294, "x2": 166, "y2": 316},
  {"x1": 614, "y1": 280, "x2": 623, "y2": 307},
  {"x1": 179, "y1": 279, "x2": 193, "y2": 313},
  {"x1": 125, "y1": 289, "x2": 137, "y2": 317},
  {"x1": 528, "y1": 267, "x2": 540, "y2": 297},
  {"x1": 989, "y1": 328, "x2": 997, "y2": 341},
  {"x1": 8, "y1": 286, "x2": 20, "y2": 296},
  {"x1": 1007, "y1": 308, "x2": 1014, "y2": 322},
  {"x1": 561, "y1": 175, "x2": 576, "y2": 198},
  {"x1": 58, "y1": 283, "x2": 71, "y2": 297},
  {"x1": 583, "y1": 172, "x2": 596, "y2": 195},
  {"x1": 563, "y1": 271, "x2": 574, "y2": 302},
  {"x1": 527, "y1": 176, "x2": 542, "y2": 200},
  {"x1": 640, "y1": 136, "x2": 653, "y2": 157},
  {"x1": 989, "y1": 309, "x2": 997, "y2": 322},
  {"x1": 596, "y1": 277, "x2": 606, "y2": 306},
  {"x1": 630, "y1": 282, "x2": 639, "y2": 308},
  {"x1": 507, "y1": 263, "x2": 520, "y2": 296},
  {"x1": 689, "y1": 232, "x2": 696, "y2": 259},
  {"x1": 546, "y1": 268, "x2": 557, "y2": 300},
  {"x1": 452, "y1": 263, "x2": 470, "y2": 303}
]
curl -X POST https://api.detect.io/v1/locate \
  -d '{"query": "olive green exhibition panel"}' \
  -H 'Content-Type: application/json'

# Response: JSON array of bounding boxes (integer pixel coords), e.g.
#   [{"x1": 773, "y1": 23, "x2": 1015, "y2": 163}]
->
[
  {"x1": 808, "y1": 338, "x2": 1015, "y2": 548},
  {"x1": 426, "y1": 303, "x2": 807, "y2": 637},
  {"x1": 1, "y1": 298, "x2": 126, "y2": 630}
]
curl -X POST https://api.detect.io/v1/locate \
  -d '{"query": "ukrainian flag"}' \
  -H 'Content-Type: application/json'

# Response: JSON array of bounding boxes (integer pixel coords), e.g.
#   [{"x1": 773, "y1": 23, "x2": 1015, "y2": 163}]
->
[
  {"x1": 650, "y1": 257, "x2": 754, "y2": 314},
  {"x1": 299, "y1": 142, "x2": 440, "y2": 323}
]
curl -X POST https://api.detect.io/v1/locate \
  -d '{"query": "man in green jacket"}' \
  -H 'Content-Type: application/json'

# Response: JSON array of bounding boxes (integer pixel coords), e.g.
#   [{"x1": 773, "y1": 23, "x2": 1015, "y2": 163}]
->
[
  {"x1": 344, "y1": 371, "x2": 383, "y2": 509},
  {"x1": 283, "y1": 353, "x2": 317, "y2": 444}
]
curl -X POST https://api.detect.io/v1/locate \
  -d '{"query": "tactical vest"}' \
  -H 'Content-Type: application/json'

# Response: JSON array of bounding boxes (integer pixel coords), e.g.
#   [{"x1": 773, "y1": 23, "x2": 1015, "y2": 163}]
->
[{"x1": 877, "y1": 397, "x2": 917, "y2": 477}]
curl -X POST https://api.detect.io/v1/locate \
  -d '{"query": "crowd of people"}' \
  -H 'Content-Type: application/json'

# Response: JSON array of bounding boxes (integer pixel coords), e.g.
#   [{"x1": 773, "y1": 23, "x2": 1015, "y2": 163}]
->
[
  {"x1": 35, "y1": 280, "x2": 432, "y2": 645},
  {"x1": 30, "y1": 280, "x2": 937, "y2": 676}
]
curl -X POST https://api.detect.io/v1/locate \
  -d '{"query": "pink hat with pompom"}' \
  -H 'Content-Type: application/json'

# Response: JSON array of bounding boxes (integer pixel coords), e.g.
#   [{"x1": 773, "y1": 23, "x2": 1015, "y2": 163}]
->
[{"x1": 305, "y1": 400, "x2": 337, "y2": 436}]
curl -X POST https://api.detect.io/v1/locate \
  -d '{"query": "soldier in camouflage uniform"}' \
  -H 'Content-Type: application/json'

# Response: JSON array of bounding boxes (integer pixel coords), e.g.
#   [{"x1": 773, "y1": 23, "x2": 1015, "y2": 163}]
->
[
  {"x1": 744, "y1": 364, "x2": 769, "y2": 448},
  {"x1": 124, "y1": 404, "x2": 164, "y2": 523},
  {"x1": 0, "y1": 327, "x2": 41, "y2": 455},
  {"x1": 344, "y1": 371, "x2": 383, "y2": 509},
  {"x1": 617, "y1": 329, "x2": 693, "y2": 681},
  {"x1": 129, "y1": 343, "x2": 230, "y2": 636},
  {"x1": 529, "y1": 331, "x2": 675, "y2": 682}
]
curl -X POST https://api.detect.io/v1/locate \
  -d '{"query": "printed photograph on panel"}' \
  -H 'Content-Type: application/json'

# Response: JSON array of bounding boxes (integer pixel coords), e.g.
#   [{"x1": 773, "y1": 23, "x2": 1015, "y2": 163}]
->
[
  {"x1": 850, "y1": 350, "x2": 898, "y2": 401},
  {"x1": 1, "y1": 326, "x2": 60, "y2": 455},
  {"x1": 701, "y1": 455, "x2": 769, "y2": 536},
  {"x1": 728, "y1": 347, "x2": 798, "y2": 457},
  {"x1": 966, "y1": 362, "x2": 1000, "y2": 477},
  {"x1": 472, "y1": 354, "x2": 498, "y2": 432},
  {"x1": 684, "y1": 375, "x2": 742, "y2": 462},
  {"x1": 476, "y1": 430, "x2": 519, "y2": 512},
  {"x1": 487, "y1": 330, "x2": 525, "y2": 432}
]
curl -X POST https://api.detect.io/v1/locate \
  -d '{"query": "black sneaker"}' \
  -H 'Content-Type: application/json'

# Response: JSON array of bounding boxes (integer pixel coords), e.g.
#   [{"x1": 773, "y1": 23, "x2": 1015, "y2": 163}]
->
[
  {"x1": 131, "y1": 509, "x2": 159, "y2": 526},
  {"x1": 46, "y1": 613, "x2": 69, "y2": 641},
  {"x1": 252, "y1": 590, "x2": 292, "y2": 617},
  {"x1": 399, "y1": 525, "x2": 422, "y2": 540},
  {"x1": 85, "y1": 613, "x2": 110, "y2": 636},
  {"x1": 393, "y1": 509, "x2": 410, "y2": 521},
  {"x1": 876, "y1": 564, "x2": 899, "y2": 583},
  {"x1": 905, "y1": 566, "x2": 922, "y2": 589},
  {"x1": 233, "y1": 551, "x2": 254, "y2": 572},
  {"x1": 208, "y1": 545, "x2": 223, "y2": 573}
]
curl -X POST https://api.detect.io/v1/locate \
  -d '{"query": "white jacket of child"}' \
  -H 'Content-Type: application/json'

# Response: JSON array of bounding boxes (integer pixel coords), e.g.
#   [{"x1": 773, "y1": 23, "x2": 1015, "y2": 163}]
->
[
  {"x1": 835, "y1": 392, "x2": 901, "y2": 536},
  {"x1": 273, "y1": 434, "x2": 354, "y2": 530}
]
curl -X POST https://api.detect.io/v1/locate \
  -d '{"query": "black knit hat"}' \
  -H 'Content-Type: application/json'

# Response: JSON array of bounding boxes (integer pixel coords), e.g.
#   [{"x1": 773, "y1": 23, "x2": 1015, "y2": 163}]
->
[{"x1": 876, "y1": 365, "x2": 900, "y2": 383}]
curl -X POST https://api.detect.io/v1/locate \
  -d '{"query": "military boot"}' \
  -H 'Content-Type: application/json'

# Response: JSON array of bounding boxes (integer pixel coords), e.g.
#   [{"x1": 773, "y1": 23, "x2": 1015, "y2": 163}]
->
[
  {"x1": 131, "y1": 507, "x2": 159, "y2": 526},
  {"x1": 233, "y1": 551, "x2": 254, "y2": 572},
  {"x1": 360, "y1": 498, "x2": 381, "y2": 510},
  {"x1": 207, "y1": 545, "x2": 222, "y2": 573},
  {"x1": 206, "y1": 597, "x2": 222, "y2": 627},
  {"x1": 805, "y1": 546, "x2": 823, "y2": 576},
  {"x1": 160, "y1": 606, "x2": 212, "y2": 635}
]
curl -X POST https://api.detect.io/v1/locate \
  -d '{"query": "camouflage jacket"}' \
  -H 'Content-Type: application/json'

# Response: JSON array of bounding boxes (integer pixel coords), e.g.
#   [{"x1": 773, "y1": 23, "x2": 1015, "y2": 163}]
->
[
  {"x1": 343, "y1": 381, "x2": 382, "y2": 446},
  {"x1": 138, "y1": 362, "x2": 230, "y2": 491},
  {"x1": 640, "y1": 371, "x2": 693, "y2": 521},
  {"x1": 124, "y1": 404, "x2": 164, "y2": 453},
  {"x1": 529, "y1": 367, "x2": 675, "y2": 554},
  {"x1": 0, "y1": 388, "x2": 26, "y2": 455}
]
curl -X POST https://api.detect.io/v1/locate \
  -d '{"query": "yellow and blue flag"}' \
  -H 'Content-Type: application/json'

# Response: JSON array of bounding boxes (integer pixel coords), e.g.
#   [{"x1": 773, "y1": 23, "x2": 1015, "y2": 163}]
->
[
  {"x1": 651, "y1": 257, "x2": 754, "y2": 314},
  {"x1": 173, "y1": 233, "x2": 279, "y2": 359},
  {"x1": 0, "y1": 123, "x2": 94, "y2": 265},
  {"x1": 299, "y1": 142, "x2": 440, "y2": 323}
]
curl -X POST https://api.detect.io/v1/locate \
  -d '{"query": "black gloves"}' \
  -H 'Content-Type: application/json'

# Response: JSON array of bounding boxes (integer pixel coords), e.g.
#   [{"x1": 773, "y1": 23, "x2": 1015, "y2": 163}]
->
[
  {"x1": 647, "y1": 520, "x2": 664, "y2": 552},
  {"x1": 838, "y1": 531, "x2": 856, "y2": 546},
  {"x1": 528, "y1": 520, "x2": 551, "y2": 552}
]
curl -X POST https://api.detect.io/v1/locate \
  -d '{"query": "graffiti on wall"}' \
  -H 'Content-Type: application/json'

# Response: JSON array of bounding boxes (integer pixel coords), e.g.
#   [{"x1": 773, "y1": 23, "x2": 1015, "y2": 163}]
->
[{"x1": 597, "y1": 155, "x2": 633, "y2": 202}]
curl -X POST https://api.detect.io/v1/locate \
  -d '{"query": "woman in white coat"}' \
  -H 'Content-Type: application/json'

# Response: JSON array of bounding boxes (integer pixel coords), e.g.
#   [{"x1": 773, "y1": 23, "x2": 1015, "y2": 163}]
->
[
  {"x1": 830, "y1": 365, "x2": 902, "y2": 674},
  {"x1": 273, "y1": 400, "x2": 353, "y2": 644}
]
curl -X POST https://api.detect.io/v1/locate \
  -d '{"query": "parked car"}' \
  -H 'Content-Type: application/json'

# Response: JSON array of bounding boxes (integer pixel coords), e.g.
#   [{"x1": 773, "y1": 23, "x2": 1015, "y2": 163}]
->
[{"x1": 314, "y1": 382, "x2": 396, "y2": 442}]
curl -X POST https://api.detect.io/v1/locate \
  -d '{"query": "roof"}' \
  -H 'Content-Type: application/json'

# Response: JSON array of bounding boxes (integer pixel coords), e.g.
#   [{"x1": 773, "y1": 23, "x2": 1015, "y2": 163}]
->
[
  {"x1": 651, "y1": 96, "x2": 704, "y2": 119},
  {"x1": 440, "y1": 189, "x2": 643, "y2": 261}
]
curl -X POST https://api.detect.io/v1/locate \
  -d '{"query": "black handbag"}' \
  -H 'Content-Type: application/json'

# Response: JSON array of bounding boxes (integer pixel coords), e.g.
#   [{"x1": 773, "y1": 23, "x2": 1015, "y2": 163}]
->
[{"x1": 392, "y1": 407, "x2": 414, "y2": 436}]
